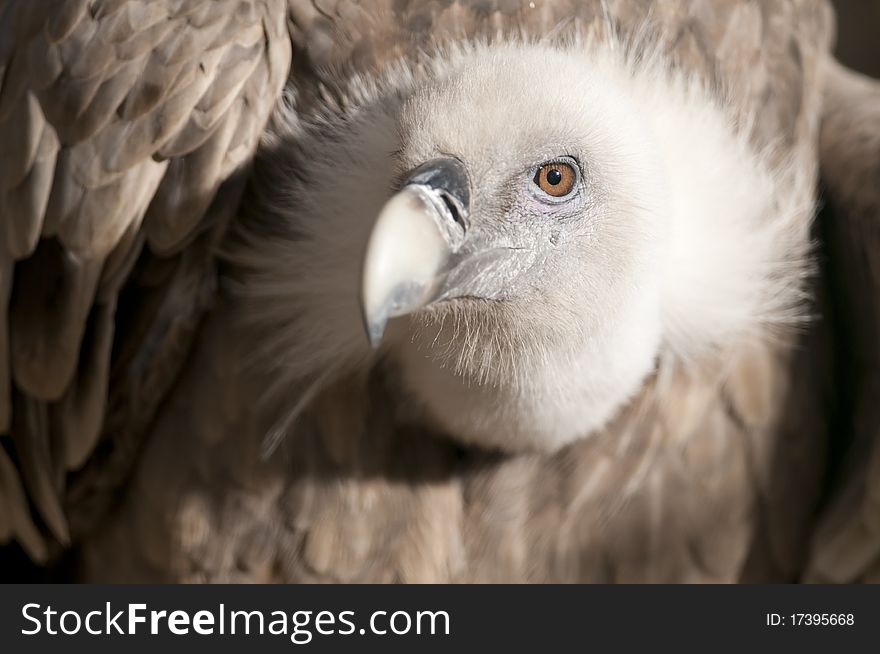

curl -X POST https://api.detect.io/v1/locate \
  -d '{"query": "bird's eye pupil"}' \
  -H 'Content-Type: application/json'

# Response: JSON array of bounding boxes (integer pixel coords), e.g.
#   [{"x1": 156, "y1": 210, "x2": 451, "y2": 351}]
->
[{"x1": 533, "y1": 160, "x2": 577, "y2": 198}]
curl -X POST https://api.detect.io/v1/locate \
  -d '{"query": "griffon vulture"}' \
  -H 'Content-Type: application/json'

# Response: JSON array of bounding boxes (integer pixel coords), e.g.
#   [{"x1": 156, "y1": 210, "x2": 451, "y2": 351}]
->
[{"x1": 0, "y1": 0, "x2": 877, "y2": 583}]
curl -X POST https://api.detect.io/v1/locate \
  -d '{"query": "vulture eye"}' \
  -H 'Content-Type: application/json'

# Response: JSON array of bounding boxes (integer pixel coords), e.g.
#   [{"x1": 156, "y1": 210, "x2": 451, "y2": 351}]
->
[{"x1": 532, "y1": 158, "x2": 578, "y2": 199}]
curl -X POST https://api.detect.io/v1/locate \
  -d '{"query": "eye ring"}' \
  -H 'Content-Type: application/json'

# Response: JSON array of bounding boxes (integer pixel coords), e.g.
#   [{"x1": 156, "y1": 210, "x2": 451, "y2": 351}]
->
[{"x1": 532, "y1": 157, "x2": 579, "y2": 200}]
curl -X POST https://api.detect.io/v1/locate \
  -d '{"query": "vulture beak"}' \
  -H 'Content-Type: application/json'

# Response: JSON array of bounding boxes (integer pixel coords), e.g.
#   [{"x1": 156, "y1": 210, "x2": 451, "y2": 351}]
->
[{"x1": 361, "y1": 157, "x2": 471, "y2": 347}]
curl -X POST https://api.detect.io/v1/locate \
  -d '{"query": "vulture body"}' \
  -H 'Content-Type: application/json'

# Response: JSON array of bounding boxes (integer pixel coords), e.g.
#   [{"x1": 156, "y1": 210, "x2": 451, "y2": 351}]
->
[{"x1": 0, "y1": 0, "x2": 876, "y2": 583}]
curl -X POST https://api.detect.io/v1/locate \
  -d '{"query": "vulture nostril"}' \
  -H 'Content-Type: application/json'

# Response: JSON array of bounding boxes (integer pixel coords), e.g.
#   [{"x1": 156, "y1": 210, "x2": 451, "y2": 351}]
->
[{"x1": 440, "y1": 193, "x2": 467, "y2": 230}]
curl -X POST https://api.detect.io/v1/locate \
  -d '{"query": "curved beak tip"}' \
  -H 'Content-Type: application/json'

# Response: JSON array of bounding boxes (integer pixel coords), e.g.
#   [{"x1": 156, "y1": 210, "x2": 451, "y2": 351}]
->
[
  {"x1": 365, "y1": 316, "x2": 387, "y2": 349},
  {"x1": 359, "y1": 157, "x2": 471, "y2": 347}
]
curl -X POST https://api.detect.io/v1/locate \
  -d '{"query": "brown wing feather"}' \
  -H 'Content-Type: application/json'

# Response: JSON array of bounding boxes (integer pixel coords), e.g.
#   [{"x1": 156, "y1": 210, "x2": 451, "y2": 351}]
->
[
  {"x1": 805, "y1": 58, "x2": 880, "y2": 583},
  {"x1": 0, "y1": 0, "x2": 291, "y2": 563}
]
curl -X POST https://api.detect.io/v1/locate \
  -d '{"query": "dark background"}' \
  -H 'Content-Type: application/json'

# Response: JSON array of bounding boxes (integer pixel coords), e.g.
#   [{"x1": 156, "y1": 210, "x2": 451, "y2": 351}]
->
[{"x1": 832, "y1": 0, "x2": 880, "y2": 78}]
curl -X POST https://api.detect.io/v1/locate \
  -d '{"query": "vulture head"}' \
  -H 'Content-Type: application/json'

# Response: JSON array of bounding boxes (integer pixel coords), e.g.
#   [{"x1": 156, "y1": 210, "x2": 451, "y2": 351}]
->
[{"x1": 244, "y1": 41, "x2": 803, "y2": 453}]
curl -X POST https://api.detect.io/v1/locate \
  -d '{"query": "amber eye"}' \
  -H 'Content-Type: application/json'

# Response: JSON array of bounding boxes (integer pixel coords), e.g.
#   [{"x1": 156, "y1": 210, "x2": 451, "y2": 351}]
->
[{"x1": 533, "y1": 161, "x2": 577, "y2": 197}]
